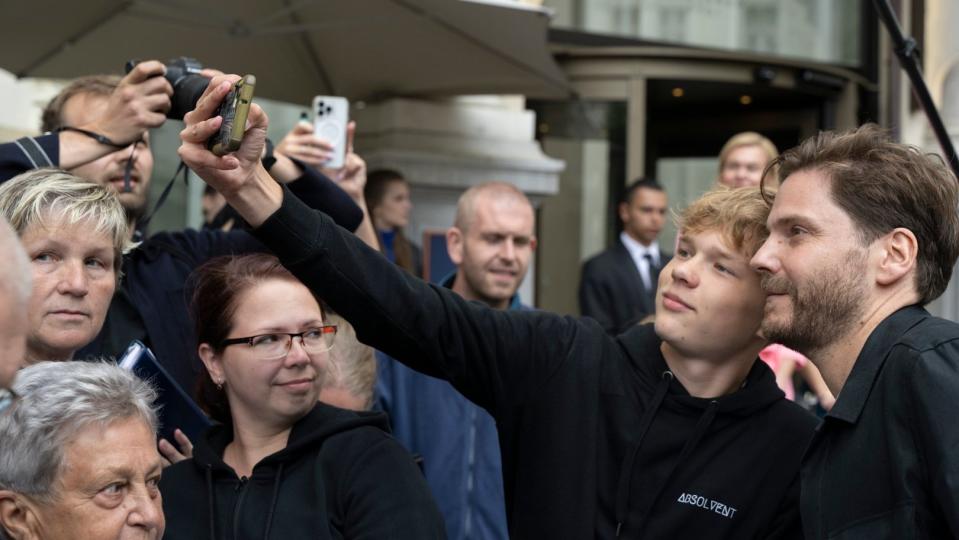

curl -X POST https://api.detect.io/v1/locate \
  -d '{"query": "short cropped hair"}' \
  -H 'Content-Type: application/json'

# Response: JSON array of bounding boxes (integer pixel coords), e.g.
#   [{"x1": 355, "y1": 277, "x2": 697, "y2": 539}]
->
[
  {"x1": 766, "y1": 124, "x2": 959, "y2": 305},
  {"x1": 322, "y1": 312, "x2": 376, "y2": 410},
  {"x1": 0, "y1": 361, "x2": 158, "y2": 505},
  {"x1": 621, "y1": 177, "x2": 665, "y2": 206},
  {"x1": 0, "y1": 218, "x2": 31, "y2": 311},
  {"x1": 0, "y1": 169, "x2": 133, "y2": 274},
  {"x1": 41, "y1": 75, "x2": 120, "y2": 133},
  {"x1": 678, "y1": 186, "x2": 774, "y2": 258},
  {"x1": 454, "y1": 181, "x2": 534, "y2": 232}
]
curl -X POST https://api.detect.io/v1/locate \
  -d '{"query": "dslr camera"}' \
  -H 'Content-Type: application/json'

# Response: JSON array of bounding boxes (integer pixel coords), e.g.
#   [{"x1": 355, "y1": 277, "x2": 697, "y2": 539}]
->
[{"x1": 125, "y1": 57, "x2": 209, "y2": 120}]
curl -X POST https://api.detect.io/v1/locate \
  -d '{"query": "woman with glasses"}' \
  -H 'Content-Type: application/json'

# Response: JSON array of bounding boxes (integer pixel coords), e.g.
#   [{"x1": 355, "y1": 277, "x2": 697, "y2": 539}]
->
[{"x1": 159, "y1": 253, "x2": 444, "y2": 539}]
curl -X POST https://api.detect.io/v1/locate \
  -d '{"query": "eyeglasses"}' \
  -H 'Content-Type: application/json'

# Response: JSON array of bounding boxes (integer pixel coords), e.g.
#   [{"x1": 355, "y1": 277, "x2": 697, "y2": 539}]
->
[{"x1": 220, "y1": 326, "x2": 337, "y2": 360}]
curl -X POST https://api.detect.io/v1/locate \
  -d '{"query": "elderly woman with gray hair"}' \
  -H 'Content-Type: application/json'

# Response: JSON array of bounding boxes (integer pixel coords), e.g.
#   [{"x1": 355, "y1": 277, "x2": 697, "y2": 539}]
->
[{"x1": 0, "y1": 361, "x2": 164, "y2": 540}]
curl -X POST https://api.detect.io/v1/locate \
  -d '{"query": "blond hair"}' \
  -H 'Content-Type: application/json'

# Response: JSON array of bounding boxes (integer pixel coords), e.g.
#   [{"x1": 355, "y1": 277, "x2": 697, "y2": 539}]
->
[
  {"x1": 322, "y1": 313, "x2": 376, "y2": 410},
  {"x1": 718, "y1": 132, "x2": 779, "y2": 183},
  {"x1": 0, "y1": 169, "x2": 134, "y2": 273},
  {"x1": 677, "y1": 186, "x2": 774, "y2": 258}
]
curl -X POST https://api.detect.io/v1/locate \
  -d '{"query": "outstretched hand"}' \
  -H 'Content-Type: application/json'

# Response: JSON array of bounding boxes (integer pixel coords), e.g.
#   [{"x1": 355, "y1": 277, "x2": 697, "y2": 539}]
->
[
  {"x1": 177, "y1": 74, "x2": 282, "y2": 227},
  {"x1": 322, "y1": 122, "x2": 367, "y2": 203}
]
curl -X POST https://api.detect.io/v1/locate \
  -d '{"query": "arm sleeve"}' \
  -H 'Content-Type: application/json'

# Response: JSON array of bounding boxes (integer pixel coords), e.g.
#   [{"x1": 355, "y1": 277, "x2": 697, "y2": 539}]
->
[
  {"x1": 909, "y1": 341, "x2": 959, "y2": 536},
  {"x1": 0, "y1": 134, "x2": 59, "y2": 181},
  {"x1": 336, "y1": 431, "x2": 447, "y2": 540},
  {"x1": 760, "y1": 473, "x2": 804, "y2": 540},
  {"x1": 254, "y1": 187, "x2": 585, "y2": 416},
  {"x1": 284, "y1": 157, "x2": 363, "y2": 232}
]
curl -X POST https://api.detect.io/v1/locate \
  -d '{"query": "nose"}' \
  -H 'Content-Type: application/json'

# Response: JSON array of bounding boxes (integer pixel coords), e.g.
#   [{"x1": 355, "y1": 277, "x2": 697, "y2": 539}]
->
[
  {"x1": 749, "y1": 237, "x2": 780, "y2": 274},
  {"x1": 500, "y1": 238, "x2": 517, "y2": 261},
  {"x1": 670, "y1": 256, "x2": 699, "y2": 288},
  {"x1": 283, "y1": 336, "x2": 311, "y2": 367},
  {"x1": 55, "y1": 260, "x2": 89, "y2": 296},
  {"x1": 126, "y1": 484, "x2": 164, "y2": 532}
]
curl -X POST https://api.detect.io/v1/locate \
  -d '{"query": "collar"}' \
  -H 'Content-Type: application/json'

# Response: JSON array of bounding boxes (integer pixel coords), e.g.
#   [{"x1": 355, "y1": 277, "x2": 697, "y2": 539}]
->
[
  {"x1": 827, "y1": 305, "x2": 929, "y2": 424},
  {"x1": 440, "y1": 271, "x2": 526, "y2": 311},
  {"x1": 620, "y1": 231, "x2": 659, "y2": 265}
]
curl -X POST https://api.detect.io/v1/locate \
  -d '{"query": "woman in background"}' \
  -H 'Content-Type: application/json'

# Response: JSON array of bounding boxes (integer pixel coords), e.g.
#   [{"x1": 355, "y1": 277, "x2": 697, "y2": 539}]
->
[{"x1": 365, "y1": 169, "x2": 422, "y2": 276}]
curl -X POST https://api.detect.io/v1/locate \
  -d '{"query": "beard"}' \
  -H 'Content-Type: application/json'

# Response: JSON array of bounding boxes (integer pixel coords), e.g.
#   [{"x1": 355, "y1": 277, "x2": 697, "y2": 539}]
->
[{"x1": 760, "y1": 250, "x2": 867, "y2": 355}]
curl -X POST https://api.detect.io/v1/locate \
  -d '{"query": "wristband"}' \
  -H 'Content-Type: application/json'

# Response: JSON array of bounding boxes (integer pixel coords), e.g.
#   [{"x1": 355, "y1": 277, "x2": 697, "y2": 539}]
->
[{"x1": 262, "y1": 137, "x2": 277, "y2": 171}]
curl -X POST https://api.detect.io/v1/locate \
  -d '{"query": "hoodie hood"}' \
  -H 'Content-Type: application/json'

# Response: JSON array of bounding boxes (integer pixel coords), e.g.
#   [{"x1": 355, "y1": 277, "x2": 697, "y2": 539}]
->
[
  {"x1": 193, "y1": 402, "x2": 391, "y2": 473},
  {"x1": 618, "y1": 323, "x2": 785, "y2": 416}
]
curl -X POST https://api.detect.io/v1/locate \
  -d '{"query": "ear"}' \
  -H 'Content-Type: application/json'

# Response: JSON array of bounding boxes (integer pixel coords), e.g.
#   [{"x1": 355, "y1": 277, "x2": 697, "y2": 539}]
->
[
  {"x1": 529, "y1": 236, "x2": 538, "y2": 252},
  {"x1": 0, "y1": 490, "x2": 39, "y2": 540},
  {"x1": 446, "y1": 227, "x2": 465, "y2": 266},
  {"x1": 618, "y1": 202, "x2": 629, "y2": 224},
  {"x1": 875, "y1": 227, "x2": 918, "y2": 287},
  {"x1": 197, "y1": 343, "x2": 224, "y2": 385}
]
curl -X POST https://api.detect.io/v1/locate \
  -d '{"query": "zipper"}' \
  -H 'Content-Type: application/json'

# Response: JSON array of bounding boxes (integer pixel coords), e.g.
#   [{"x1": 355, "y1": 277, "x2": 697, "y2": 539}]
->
[{"x1": 232, "y1": 476, "x2": 249, "y2": 540}]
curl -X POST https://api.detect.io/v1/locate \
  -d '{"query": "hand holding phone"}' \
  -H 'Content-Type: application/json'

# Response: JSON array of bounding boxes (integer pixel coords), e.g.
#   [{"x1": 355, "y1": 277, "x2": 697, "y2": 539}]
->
[
  {"x1": 210, "y1": 74, "x2": 256, "y2": 156},
  {"x1": 312, "y1": 96, "x2": 349, "y2": 169}
]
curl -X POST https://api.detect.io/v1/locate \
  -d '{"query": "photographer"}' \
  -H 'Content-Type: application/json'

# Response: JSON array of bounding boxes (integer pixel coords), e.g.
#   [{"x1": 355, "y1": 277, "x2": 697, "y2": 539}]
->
[{"x1": 0, "y1": 62, "x2": 365, "y2": 402}]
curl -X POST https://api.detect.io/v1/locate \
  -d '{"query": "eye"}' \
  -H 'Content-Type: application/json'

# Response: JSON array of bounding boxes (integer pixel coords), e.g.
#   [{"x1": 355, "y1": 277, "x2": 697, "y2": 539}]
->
[
  {"x1": 85, "y1": 257, "x2": 107, "y2": 270},
  {"x1": 676, "y1": 247, "x2": 691, "y2": 259},
  {"x1": 146, "y1": 475, "x2": 161, "y2": 495},
  {"x1": 303, "y1": 328, "x2": 324, "y2": 340},
  {"x1": 788, "y1": 225, "x2": 809, "y2": 237},
  {"x1": 714, "y1": 263, "x2": 735, "y2": 276},
  {"x1": 250, "y1": 334, "x2": 281, "y2": 347},
  {"x1": 101, "y1": 481, "x2": 125, "y2": 496},
  {"x1": 33, "y1": 252, "x2": 56, "y2": 263}
]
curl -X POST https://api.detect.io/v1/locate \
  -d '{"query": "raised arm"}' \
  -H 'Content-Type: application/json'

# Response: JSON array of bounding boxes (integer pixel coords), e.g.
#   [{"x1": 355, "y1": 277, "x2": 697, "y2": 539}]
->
[{"x1": 177, "y1": 75, "x2": 586, "y2": 415}]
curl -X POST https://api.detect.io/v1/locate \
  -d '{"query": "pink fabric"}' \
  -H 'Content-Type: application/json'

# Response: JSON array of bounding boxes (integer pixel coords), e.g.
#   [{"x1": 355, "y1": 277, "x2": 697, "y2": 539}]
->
[{"x1": 758, "y1": 344, "x2": 808, "y2": 401}]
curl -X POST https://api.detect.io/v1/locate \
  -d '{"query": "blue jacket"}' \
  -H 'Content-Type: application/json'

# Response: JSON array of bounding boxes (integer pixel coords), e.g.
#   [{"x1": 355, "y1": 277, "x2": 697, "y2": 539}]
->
[
  {"x1": 375, "y1": 273, "x2": 523, "y2": 540},
  {"x1": 1, "y1": 134, "x2": 364, "y2": 392}
]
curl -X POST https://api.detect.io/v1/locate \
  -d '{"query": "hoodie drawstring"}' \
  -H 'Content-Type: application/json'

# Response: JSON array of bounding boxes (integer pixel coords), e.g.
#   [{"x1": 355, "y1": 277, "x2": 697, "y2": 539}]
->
[
  {"x1": 262, "y1": 462, "x2": 285, "y2": 540},
  {"x1": 615, "y1": 371, "x2": 672, "y2": 536},
  {"x1": 615, "y1": 375, "x2": 722, "y2": 538},
  {"x1": 205, "y1": 465, "x2": 216, "y2": 540}
]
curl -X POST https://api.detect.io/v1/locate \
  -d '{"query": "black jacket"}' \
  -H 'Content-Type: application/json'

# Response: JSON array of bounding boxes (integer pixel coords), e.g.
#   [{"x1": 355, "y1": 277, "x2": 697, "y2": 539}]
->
[
  {"x1": 160, "y1": 402, "x2": 446, "y2": 540},
  {"x1": 254, "y1": 190, "x2": 818, "y2": 539},
  {"x1": 0, "y1": 134, "x2": 364, "y2": 391},
  {"x1": 579, "y1": 239, "x2": 671, "y2": 335},
  {"x1": 801, "y1": 305, "x2": 959, "y2": 539}
]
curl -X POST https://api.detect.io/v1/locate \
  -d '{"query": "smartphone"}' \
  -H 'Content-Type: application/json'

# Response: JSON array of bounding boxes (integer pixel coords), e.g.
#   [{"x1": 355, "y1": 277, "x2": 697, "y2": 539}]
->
[
  {"x1": 312, "y1": 95, "x2": 349, "y2": 169},
  {"x1": 210, "y1": 74, "x2": 256, "y2": 156}
]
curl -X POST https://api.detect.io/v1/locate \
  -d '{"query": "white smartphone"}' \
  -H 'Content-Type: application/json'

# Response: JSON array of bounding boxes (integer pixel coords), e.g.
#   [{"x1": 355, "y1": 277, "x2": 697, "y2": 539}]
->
[{"x1": 312, "y1": 95, "x2": 349, "y2": 169}]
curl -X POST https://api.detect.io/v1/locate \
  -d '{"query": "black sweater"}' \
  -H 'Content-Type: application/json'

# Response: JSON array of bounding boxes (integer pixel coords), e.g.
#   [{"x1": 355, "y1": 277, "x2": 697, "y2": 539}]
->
[
  {"x1": 159, "y1": 403, "x2": 446, "y2": 539},
  {"x1": 255, "y1": 190, "x2": 818, "y2": 539}
]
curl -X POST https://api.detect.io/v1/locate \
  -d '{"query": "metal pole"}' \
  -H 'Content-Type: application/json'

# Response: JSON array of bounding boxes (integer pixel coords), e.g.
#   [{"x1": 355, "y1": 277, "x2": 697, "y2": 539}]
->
[{"x1": 873, "y1": 0, "x2": 959, "y2": 179}]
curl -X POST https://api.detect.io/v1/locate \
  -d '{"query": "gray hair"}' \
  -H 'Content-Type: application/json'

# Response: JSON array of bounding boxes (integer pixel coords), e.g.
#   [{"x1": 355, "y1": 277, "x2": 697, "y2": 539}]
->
[
  {"x1": 323, "y1": 313, "x2": 376, "y2": 410},
  {"x1": 0, "y1": 361, "x2": 158, "y2": 505},
  {"x1": 0, "y1": 169, "x2": 135, "y2": 274},
  {"x1": 0, "y1": 218, "x2": 30, "y2": 309}
]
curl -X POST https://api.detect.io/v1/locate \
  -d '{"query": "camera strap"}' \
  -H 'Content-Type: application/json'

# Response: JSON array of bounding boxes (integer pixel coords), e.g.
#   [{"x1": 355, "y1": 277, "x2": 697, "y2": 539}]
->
[{"x1": 137, "y1": 161, "x2": 189, "y2": 233}]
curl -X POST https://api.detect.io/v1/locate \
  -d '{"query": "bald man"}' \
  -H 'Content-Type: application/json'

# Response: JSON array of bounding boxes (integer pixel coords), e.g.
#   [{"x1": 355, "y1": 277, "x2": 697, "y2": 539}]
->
[
  {"x1": 377, "y1": 181, "x2": 536, "y2": 540},
  {"x1": 0, "y1": 217, "x2": 31, "y2": 391}
]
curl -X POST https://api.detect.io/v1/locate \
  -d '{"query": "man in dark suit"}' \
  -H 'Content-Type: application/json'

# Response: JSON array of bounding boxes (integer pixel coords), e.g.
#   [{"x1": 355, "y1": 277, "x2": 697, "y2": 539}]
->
[{"x1": 579, "y1": 177, "x2": 669, "y2": 334}]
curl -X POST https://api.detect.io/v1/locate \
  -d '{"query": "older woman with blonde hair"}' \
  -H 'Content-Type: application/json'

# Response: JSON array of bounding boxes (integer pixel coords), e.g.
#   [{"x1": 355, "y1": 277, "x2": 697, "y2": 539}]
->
[{"x1": 0, "y1": 169, "x2": 131, "y2": 364}]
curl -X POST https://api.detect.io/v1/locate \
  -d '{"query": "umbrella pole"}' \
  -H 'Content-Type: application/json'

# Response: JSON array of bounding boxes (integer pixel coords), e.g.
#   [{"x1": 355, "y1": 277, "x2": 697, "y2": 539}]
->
[{"x1": 873, "y1": 0, "x2": 959, "y2": 180}]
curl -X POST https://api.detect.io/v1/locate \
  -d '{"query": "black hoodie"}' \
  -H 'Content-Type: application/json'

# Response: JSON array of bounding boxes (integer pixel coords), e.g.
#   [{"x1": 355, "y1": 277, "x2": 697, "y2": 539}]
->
[
  {"x1": 253, "y1": 190, "x2": 819, "y2": 539},
  {"x1": 159, "y1": 402, "x2": 446, "y2": 539}
]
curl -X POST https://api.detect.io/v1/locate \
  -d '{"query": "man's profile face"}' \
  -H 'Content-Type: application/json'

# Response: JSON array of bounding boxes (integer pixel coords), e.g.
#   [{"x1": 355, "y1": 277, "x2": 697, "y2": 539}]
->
[
  {"x1": 60, "y1": 93, "x2": 154, "y2": 220},
  {"x1": 750, "y1": 170, "x2": 868, "y2": 354},
  {"x1": 654, "y1": 229, "x2": 766, "y2": 360},
  {"x1": 720, "y1": 144, "x2": 768, "y2": 188},
  {"x1": 620, "y1": 187, "x2": 667, "y2": 246},
  {"x1": 449, "y1": 195, "x2": 536, "y2": 309}
]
